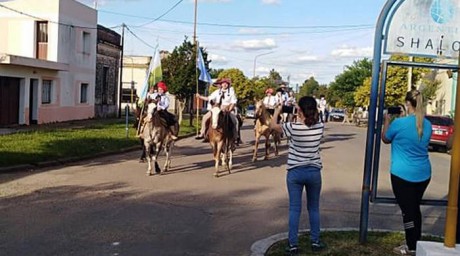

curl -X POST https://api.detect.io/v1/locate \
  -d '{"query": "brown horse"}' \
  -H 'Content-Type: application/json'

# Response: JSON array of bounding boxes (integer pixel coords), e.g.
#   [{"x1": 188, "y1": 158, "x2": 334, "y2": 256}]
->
[
  {"x1": 142, "y1": 103, "x2": 177, "y2": 176},
  {"x1": 207, "y1": 106, "x2": 236, "y2": 177},
  {"x1": 252, "y1": 100, "x2": 281, "y2": 161}
]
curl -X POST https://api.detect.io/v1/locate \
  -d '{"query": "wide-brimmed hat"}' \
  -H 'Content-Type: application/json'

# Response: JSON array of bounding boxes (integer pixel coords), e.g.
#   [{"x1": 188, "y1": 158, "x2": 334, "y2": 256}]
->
[
  {"x1": 157, "y1": 81, "x2": 167, "y2": 92},
  {"x1": 265, "y1": 88, "x2": 274, "y2": 94},
  {"x1": 279, "y1": 83, "x2": 287, "y2": 88},
  {"x1": 213, "y1": 78, "x2": 231, "y2": 86}
]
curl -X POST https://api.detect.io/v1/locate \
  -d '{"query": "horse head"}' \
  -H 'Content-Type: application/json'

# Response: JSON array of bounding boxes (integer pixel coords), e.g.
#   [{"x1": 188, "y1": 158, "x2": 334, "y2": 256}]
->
[
  {"x1": 254, "y1": 100, "x2": 268, "y2": 119},
  {"x1": 210, "y1": 106, "x2": 222, "y2": 129}
]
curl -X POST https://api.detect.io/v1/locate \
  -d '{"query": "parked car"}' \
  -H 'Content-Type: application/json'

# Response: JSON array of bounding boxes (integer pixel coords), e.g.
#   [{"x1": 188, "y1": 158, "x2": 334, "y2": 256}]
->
[
  {"x1": 425, "y1": 115, "x2": 454, "y2": 152},
  {"x1": 245, "y1": 105, "x2": 255, "y2": 119},
  {"x1": 328, "y1": 108, "x2": 345, "y2": 122}
]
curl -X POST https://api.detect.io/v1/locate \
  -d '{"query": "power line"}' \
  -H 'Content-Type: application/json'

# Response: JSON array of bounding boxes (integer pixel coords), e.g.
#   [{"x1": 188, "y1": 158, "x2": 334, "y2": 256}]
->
[
  {"x1": 124, "y1": 25, "x2": 158, "y2": 50},
  {"x1": 98, "y1": 9, "x2": 373, "y2": 30},
  {"x1": 132, "y1": 0, "x2": 185, "y2": 28},
  {"x1": 0, "y1": 3, "x2": 100, "y2": 29}
]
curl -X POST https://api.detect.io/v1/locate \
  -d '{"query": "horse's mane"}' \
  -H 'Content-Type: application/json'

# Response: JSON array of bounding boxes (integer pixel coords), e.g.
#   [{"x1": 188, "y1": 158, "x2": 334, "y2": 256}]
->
[{"x1": 151, "y1": 111, "x2": 167, "y2": 127}]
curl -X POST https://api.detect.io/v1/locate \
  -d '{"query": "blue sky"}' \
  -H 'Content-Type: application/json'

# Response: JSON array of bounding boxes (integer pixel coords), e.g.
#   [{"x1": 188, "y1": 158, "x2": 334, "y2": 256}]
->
[{"x1": 78, "y1": 0, "x2": 388, "y2": 86}]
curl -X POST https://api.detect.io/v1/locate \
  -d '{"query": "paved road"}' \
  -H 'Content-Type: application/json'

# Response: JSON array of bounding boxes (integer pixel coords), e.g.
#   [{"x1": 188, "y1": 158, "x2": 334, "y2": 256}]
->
[{"x1": 0, "y1": 120, "x2": 451, "y2": 256}]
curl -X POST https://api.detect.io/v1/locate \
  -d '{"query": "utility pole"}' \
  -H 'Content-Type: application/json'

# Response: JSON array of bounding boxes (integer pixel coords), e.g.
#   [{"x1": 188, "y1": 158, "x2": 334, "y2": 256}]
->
[
  {"x1": 253, "y1": 51, "x2": 274, "y2": 78},
  {"x1": 193, "y1": 0, "x2": 199, "y2": 132},
  {"x1": 118, "y1": 23, "x2": 125, "y2": 118},
  {"x1": 444, "y1": 55, "x2": 460, "y2": 248},
  {"x1": 407, "y1": 56, "x2": 413, "y2": 90}
]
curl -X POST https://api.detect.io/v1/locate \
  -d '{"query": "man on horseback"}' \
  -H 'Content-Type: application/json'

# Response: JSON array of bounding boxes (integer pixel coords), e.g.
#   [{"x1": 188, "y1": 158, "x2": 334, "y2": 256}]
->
[
  {"x1": 146, "y1": 81, "x2": 178, "y2": 140},
  {"x1": 263, "y1": 88, "x2": 280, "y2": 116},
  {"x1": 195, "y1": 78, "x2": 239, "y2": 144}
]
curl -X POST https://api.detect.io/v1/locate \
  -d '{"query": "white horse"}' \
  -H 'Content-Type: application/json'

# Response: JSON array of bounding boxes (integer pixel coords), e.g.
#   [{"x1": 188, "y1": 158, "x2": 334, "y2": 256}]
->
[{"x1": 141, "y1": 102, "x2": 177, "y2": 176}]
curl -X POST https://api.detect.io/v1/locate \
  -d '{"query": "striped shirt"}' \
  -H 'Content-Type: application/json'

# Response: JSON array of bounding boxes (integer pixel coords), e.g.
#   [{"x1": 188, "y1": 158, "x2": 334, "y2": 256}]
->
[{"x1": 282, "y1": 122, "x2": 324, "y2": 170}]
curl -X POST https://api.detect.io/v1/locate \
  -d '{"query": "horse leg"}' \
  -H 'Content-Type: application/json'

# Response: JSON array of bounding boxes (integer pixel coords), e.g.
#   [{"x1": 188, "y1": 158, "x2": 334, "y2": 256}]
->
[
  {"x1": 164, "y1": 141, "x2": 172, "y2": 172},
  {"x1": 145, "y1": 143, "x2": 153, "y2": 176},
  {"x1": 252, "y1": 134, "x2": 260, "y2": 162},
  {"x1": 274, "y1": 133, "x2": 280, "y2": 156},
  {"x1": 264, "y1": 134, "x2": 270, "y2": 160},
  {"x1": 214, "y1": 143, "x2": 222, "y2": 177},
  {"x1": 228, "y1": 147, "x2": 233, "y2": 173},
  {"x1": 154, "y1": 144, "x2": 162, "y2": 174}
]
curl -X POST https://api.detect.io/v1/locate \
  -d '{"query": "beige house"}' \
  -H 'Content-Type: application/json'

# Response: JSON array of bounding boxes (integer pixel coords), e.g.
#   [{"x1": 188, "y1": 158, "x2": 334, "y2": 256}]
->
[
  {"x1": 122, "y1": 54, "x2": 177, "y2": 114},
  {"x1": 0, "y1": 0, "x2": 97, "y2": 125},
  {"x1": 427, "y1": 60, "x2": 457, "y2": 117}
]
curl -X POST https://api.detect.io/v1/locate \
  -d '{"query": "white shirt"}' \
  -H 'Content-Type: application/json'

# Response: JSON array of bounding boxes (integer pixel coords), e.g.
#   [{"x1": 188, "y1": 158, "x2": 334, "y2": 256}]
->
[
  {"x1": 263, "y1": 95, "x2": 280, "y2": 109},
  {"x1": 208, "y1": 88, "x2": 237, "y2": 109},
  {"x1": 152, "y1": 92, "x2": 170, "y2": 110},
  {"x1": 319, "y1": 98, "x2": 327, "y2": 111}
]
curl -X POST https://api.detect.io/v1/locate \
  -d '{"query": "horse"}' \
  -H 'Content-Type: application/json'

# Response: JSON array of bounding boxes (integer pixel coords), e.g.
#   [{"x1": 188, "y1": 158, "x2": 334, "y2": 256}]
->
[
  {"x1": 252, "y1": 100, "x2": 281, "y2": 162},
  {"x1": 207, "y1": 106, "x2": 236, "y2": 177},
  {"x1": 141, "y1": 102, "x2": 177, "y2": 176}
]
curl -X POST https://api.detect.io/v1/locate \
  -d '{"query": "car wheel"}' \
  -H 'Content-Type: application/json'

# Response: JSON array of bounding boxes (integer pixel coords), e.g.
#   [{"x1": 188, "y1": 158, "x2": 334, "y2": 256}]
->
[{"x1": 446, "y1": 135, "x2": 454, "y2": 151}]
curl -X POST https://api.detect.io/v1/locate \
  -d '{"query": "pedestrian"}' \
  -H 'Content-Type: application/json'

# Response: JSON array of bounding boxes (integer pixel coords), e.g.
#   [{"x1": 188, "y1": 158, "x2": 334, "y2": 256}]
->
[
  {"x1": 342, "y1": 108, "x2": 351, "y2": 124},
  {"x1": 270, "y1": 96, "x2": 327, "y2": 255},
  {"x1": 381, "y1": 89, "x2": 432, "y2": 256}
]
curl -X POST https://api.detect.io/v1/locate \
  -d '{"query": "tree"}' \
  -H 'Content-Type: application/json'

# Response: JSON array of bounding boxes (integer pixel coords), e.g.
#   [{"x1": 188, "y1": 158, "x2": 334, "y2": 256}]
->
[
  {"x1": 298, "y1": 76, "x2": 319, "y2": 97},
  {"x1": 328, "y1": 58, "x2": 372, "y2": 107},
  {"x1": 216, "y1": 68, "x2": 253, "y2": 108},
  {"x1": 209, "y1": 68, "x2": 224, "y2": 79},
  {"x1": 268, "y1": 69, "x2": 283, "y2": 83},
  {"x1": 353, "y1": 55, "x2": 436, "y2": 109},
  {"x1": 162, "y1": 38, "x2": 210, "y2": 125}
]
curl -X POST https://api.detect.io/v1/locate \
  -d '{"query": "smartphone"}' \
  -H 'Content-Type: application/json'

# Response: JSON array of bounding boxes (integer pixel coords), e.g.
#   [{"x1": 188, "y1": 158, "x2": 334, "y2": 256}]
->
[{"x1": 387, "y1": 106, "x2": 401, "y2": 115}]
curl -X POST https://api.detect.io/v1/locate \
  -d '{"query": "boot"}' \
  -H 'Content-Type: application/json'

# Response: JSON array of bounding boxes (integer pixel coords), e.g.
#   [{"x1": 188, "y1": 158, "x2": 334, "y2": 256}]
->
[{"x1": 169, "y1": 125, "x2": 178, "y2": 140}]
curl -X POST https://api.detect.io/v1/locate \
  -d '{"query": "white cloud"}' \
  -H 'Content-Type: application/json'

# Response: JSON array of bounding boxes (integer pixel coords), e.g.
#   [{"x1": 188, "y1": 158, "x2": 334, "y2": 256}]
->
[
  {"x1": 209, "y1": 54, "x2": 228, "y2": 64},
  {"x1": 289, "y1": 55, "x2": 320, "y2": 64},
  {"x1": 330, "y1": 46, "x2": 373, "y2": 58},
  {"x1": 233, "y1": 38, "x2": 277, "y2": 51},
  {"x1": 261, "y1": 0, "x2": 281, "y2": 5}
]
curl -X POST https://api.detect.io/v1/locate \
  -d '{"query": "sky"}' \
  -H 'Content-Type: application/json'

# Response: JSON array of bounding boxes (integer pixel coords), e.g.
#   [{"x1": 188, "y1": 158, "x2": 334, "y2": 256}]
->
[{"x1": 76, "y1": 0, "x2": 388, "y2": 87}]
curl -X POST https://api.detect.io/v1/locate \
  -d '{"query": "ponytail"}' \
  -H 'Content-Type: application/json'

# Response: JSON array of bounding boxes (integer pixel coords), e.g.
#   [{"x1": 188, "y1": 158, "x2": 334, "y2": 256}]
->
[{"x1": 405, "y1": 90, "x2": 424, "y2": 139}]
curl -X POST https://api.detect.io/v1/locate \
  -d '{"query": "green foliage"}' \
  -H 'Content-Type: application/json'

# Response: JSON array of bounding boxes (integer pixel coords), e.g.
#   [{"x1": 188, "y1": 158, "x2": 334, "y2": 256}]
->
[
  {"x1": 420, "y1": 78, "x2": 441, "y2": 104},
  {"x1": 0, "y1": 119, "x2": 196, "y2": 168},
  {"x1": 329, "y1": 58, "x2": 373, "y2": 107},
  {"x1": 216, "y1": 68, "x2": 253, "y2": 107},
  {"x1": 385, "y1": 55, "x2": 434, "y2": 107},
  {"x1": 268, "y1": 69, "x2": 283, "y2": 83},
  {"x1": 162, "y1": 38, "x2": 208, "y2": 101},
  {"x1": 299, "y1": 76, "x2": 319, "y2": 97},
  {"x1": 266, "y1": 231, "x2": 442, "y2": 256},
  {"x1": 209, "y1": 68, "x2": 224, "y2": 78},
  {"x1": 354, "y1": 77, "x2": 371, "y2": 107}
]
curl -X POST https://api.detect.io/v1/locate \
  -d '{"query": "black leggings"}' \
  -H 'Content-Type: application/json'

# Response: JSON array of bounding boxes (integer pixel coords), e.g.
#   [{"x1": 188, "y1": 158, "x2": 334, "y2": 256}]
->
[{"x1": 391, "y1": 174, "x2": 430, "y2": 250}]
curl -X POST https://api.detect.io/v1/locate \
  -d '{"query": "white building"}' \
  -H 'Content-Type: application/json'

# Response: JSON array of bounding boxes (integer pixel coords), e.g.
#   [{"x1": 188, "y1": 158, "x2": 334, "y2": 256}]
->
[{"x1": 0, "y1": 0, "x2": 97, "y2": 125}]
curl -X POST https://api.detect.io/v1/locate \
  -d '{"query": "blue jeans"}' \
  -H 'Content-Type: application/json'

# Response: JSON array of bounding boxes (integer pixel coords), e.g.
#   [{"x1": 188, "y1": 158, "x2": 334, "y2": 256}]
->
[{"x1": 287, "y1": 166, "x2": 322, "y2": 246}]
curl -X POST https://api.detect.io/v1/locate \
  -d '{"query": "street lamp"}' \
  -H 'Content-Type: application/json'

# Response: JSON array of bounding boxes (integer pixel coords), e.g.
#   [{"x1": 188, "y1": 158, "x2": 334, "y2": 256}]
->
[{"x1": 253, "y1": 51, "x2": 274, "y2": 78}]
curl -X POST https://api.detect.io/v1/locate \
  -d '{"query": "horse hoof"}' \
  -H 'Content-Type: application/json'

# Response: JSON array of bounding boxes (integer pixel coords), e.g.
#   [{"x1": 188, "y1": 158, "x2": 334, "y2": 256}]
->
[
  {"x1": 146, "y1": 172, "x2": 152, "y2": 176},
  {"x1": 252, "y1": 158, "x2": 257, "y2": 162},
  {"x1": 213, "y1": 173, "x2": 219, "y2": 178}
]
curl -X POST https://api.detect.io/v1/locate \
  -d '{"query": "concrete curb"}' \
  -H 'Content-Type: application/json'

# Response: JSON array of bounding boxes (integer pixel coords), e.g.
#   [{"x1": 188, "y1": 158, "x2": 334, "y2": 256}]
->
[
  {"x1": 0, "y1": 133, "x2": 196, "y2": 173},
  {"x1": 249, "y1": 228, "x2": 442, "y2": 256}
]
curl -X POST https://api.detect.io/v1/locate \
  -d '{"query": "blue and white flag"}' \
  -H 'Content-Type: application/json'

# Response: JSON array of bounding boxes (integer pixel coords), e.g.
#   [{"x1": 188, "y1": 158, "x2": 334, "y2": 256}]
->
[{"x1": 197, "y1": 48, "x2": 212, "y2": 84}]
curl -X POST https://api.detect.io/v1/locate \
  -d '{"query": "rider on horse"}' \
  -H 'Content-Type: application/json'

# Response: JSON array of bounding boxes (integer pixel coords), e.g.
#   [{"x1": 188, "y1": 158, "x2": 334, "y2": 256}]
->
[
  {"x1": 195, "y1": 78, "x2": 239, "y2": 143},
  {"x1": 262, "y1": 88, "x2": 281, "y2": 116},
  {"x1": 145, "y1": 81, "x2": 178, "y2": 140}
]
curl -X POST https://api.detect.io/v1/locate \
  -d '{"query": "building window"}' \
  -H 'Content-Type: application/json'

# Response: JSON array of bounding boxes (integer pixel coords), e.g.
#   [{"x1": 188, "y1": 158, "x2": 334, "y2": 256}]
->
[
  {"x1": 42, "y1": 80, "x2": 52, "y2": 104},
  {"x1": 83, "y1": 32, "x2": 91, "y2": 54},
  {"x1": 36, "y1": 21, "x2": 48, "y2": 59},
  {"x1": 80, "y1": 83, "x2": 88, "y2": 103}
]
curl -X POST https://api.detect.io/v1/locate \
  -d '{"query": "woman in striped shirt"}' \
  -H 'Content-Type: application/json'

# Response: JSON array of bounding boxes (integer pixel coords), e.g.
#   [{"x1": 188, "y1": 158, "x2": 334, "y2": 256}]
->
[{"x1": 270, "y1": 96, "x2": 326, "y2": 255}]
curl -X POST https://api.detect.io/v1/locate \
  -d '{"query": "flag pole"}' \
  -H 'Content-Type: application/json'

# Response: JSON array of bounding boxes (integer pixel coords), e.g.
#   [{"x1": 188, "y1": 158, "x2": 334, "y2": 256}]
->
[{"x1": 193, "y1": 0, "x2": 199, "y2": 135}]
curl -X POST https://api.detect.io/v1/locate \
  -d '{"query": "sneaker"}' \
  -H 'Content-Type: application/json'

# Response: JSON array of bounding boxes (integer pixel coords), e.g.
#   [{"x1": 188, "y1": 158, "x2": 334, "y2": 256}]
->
[
  {"x1": 393, "y1": 244, "x2": 415, "y2": 255},
  {"x1": 311, "y1": 240, "x2": 327, "y2": 252},
  {"x1": 170, "y1": 135, "x2": 178, "y2": 140},
  {"x1": 284, "y1": 245, "x2": 299, "y2": 255}
]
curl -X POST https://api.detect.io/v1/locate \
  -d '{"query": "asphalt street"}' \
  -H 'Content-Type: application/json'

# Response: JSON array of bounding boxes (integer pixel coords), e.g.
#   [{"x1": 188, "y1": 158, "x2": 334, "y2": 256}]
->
[{"x1": 0, "y1": 119, "x2": 451, "y2": 256}]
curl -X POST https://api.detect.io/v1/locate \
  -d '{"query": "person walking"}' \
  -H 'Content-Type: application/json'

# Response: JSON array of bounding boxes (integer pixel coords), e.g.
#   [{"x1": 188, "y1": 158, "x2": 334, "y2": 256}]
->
[
  {"x1": 342, "y1": 108, "x2": 351, "y2": 124},
  {"x1": 381, "y1": 89, "x2": 432, "y2": 256},
  {"x1": 270, "y1": 96, "x2": 326, "y2": 255}
]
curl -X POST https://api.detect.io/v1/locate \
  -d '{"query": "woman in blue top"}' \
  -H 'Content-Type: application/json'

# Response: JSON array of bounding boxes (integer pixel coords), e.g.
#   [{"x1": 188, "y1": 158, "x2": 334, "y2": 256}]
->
[
  {"x1": 381, "y1": 89, "x2": 432, "y2": 255},
  {"x1": 271, "y1": 96, "x2": 326, "y2": 255}
]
